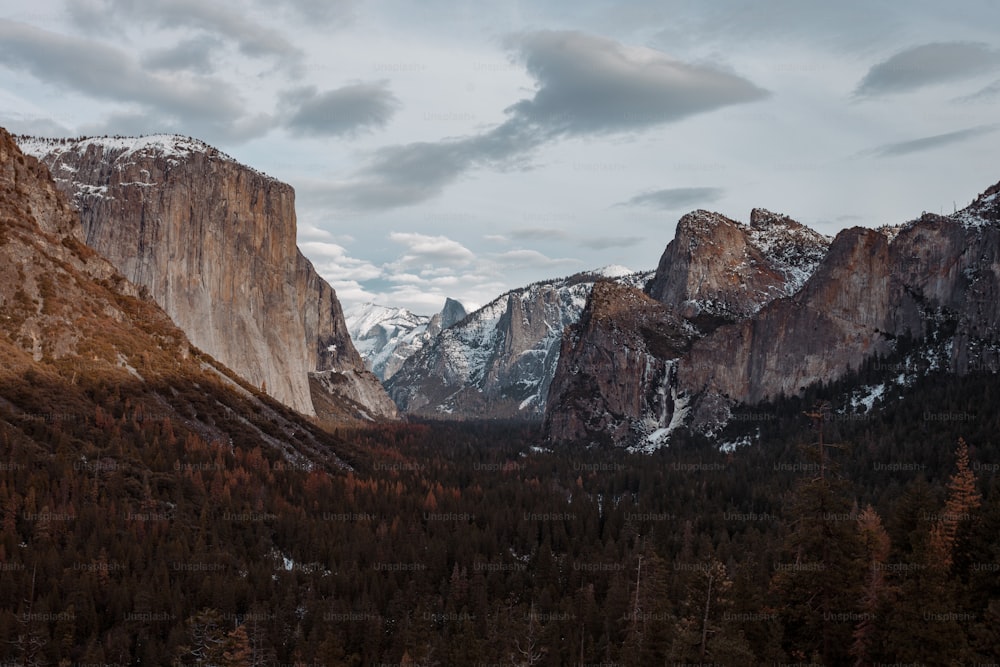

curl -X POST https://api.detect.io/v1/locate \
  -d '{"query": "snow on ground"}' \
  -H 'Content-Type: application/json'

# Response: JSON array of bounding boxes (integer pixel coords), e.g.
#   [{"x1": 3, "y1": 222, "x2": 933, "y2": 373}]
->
[{"x1": 851, "y1": 383, "x2": 885, "y2": 412}]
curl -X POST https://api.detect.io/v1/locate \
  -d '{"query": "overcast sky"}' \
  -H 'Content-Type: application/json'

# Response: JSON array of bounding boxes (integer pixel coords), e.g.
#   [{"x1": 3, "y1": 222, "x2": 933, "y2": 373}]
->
[{"x1": 2, "y1": 1, "x2": 999, "y2": 314}]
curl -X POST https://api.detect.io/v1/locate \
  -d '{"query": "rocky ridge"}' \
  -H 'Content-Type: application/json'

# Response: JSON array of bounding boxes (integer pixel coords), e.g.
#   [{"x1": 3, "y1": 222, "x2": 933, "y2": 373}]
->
[
  {"x1": 346, "y1": 298, "x2": 467, "y2": 381},
  {"x1": 386, "y1": 268, "x2": 653, "y2": 419},
  {"x1": 544, "y1": 281, "x2": 698, "y2": 447},
  {"x1": 545, "y1": 189, "x2": 1000, "y2": 446},
  {"x1": 545, "y1": 209, "x2": 830, "y2": 445},
  {"x1": 17, "y1": 134, "x2": 396, "y2": 421},
  {"x1": 645, "y1": 208, "x2": 831, "y2": 327}
]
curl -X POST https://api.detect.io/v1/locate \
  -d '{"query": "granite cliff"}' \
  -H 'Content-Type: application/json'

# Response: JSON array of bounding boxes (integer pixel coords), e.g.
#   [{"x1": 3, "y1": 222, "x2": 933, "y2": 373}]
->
[
  {"x1": 645, "y1": 208, "x2": 830, "y2": 328},
  {"x1": 679, "y1": 189, "x2": 1000, "y2": 430},
  {"x1": 545, "y1": 190, "x2": 1000, "y2": 446},
  {"x1": 545, "y1": 210, "x2": 829, "y2": 446},
  {"x1": 544, "y1": 281, "x2": 698, "y2": 447},
  {"x1": 18, "y1": 135, "x2": 396, "y2": 421},
  {"x1": 0, "y1": 126, "x2": 358, "y2": 467}
]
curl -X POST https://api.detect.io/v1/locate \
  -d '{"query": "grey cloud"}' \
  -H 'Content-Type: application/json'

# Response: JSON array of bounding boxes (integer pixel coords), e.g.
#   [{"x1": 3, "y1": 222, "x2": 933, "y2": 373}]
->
[
  {"x1": 284, "y1": 83, "x2": 400, "y2": 137},
  {"x1": 492, "y1": 249, "x2": 581, "y2": 269},
  {"x1": 577, "y1": 236, "x2": 645, "y2": 249},
  {"x1": 327, "y1": 120, "x2": 539, "y2": 210},
  {"x1": 0, "y1": 114, "x2": 72, "y2": 137},
  {"x1": 328, "y1": 30, "x2": 765, "y2": 211},
  {"x1": 618, "y1": 187, "x2": 724, "y2": 210},
  {"x1": 955, "y1": 79, "x2": 1000, "y2": 103},
  {"x1": 504, "y1": 30, "x2": 768, "y2": 137},
  {"x1": 142, "y1": 36, "x2": 220, "y2": 74},
  {"x1": 69, "y1": 0, "x2": 301, "y2": 70},
  {"x1": 264, "y1": 0, "x2": 356, "y2": 23},
  {"x1": 856, "y1": 42, "x2": 1000, "y2": 96},
  {"x1": 648, "y1": 2, "x2": 1000, "y2": 56},
  {"x1": 509, "y1": 228, "x2": 572, "y2": 241},
  {"x1": 863, "y1": 125, "x2": 999, "y2": 158},
  {"x1": 388, "y1": 232, "x2": 475, "y2": 267},
  {"x1": 0, "y1": 21, "x2": 238, "y2": 120},
  {"x1": 0, "y1": 20, "x2": 271, "y2": 143}
]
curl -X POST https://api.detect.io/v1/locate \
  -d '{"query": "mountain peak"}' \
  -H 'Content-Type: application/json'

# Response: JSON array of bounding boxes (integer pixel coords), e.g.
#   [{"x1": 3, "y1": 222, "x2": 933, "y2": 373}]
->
[
  {"x1": 953, "y1": 180, "x2": 1000, "y2": 228},
  {"x1": 439, "y1": 297, "x2": 468, "y2": 330},
  {"x1": 750, "y1": 207, "x2": 799, "y2": 229},
  {"x1": 647, "y1": 208, "x2": 830, "y2": 323}
]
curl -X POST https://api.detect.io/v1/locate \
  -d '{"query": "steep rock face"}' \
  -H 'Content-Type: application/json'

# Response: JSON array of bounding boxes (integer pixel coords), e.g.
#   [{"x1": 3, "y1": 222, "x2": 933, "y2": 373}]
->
[
  {"x1": 18, "y1": 135, "x2": 395, "y2": 420},
  {"x1": 545, "y1": 210, "x2": 829, "y2": 444},
  {"x1": 646, "y1": 209, "x2": 830, "y2": 327},
  {"x1": 547, "y1": 187, "x2": 1000, "y2": 445},
  {"x1": 544, "y1": 281, "x2": 698, "y2": 446},
  {"x1": 0, "y1": 126, "x2": 356, "y2": 470},
  {"x1": 346, "y1": 298, "x2": 467, "y2": 381},
  {"x1": 679, "y1": 192, "x2": 1000, "y2": 431},
  {"x1": 678, "y1": 227, "x2": 895, "y2": 424},
  {"x1": 430, "y1": 297, "x2": 468, "y2": 334},
  {"x1": 386, "y1": 269, "x2": 652, "y2": 419}
]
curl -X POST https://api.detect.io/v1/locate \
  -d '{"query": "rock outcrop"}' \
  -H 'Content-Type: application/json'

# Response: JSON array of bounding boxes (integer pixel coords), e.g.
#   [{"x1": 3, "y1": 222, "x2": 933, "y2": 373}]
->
[
  {"x1": 680, "y1": 192, "x2": 1000, "y2": 428},
  {"x1": 645, "y1": 208, "x2": 830, "y2": 327},
  {"x1": 18, "y1": 135, "x2": 396, "y2": 421},
  {"x1": 678, "y1": 227, "x2": 894, "y2": 415},
  {"x1": 544, "y1": 281, "x2": 698, "y2": 447}
]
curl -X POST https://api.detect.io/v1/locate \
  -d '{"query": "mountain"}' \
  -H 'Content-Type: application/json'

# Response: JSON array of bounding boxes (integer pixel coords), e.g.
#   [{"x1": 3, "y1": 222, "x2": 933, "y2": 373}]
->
[
  {"x1": 346, "y1": 297, "x2": 466, "y2": 381},
  {"x1": 546, "y1": 209, "x2": 830, "y2": 447},
  {"x1": 545, "y1": 188, "x2": 1000, "y2": 446},
  {"x1": 0, "y1": 126, "x2": 356, "y2": 467},
  {"x1": 385, "y1": 267, "x2": 653, "y2": 419},
  {"x1": 544, "y1": 281, "x2": 699, "y2": 446},
  {"x1": 679, "y1": 185, "x2": 1000, "y2": 431},
  {"x1": 645, "y1": 208, "x2": 831, "y2": 329},
  {"x1": 17, "y1": 134, "x2": 396, "y2": 421}
]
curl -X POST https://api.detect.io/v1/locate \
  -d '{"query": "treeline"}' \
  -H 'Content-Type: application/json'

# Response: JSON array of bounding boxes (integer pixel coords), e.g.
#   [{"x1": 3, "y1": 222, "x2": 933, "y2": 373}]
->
[{"x1": 1, "y1": 368, "x2": 999, "y2": 664}]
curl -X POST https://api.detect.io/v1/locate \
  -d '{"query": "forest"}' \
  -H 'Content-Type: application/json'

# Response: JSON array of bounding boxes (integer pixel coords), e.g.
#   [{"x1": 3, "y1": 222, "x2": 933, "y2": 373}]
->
[{"x1": 1, "y1": 356, "x2": 1000, "y2": 665}]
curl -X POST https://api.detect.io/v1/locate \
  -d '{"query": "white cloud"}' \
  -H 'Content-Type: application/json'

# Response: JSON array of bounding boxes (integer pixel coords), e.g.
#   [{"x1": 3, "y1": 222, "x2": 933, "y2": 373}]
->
[
  {"x1": 388, "y1": 232, "x2": 475, "y2": 267},
  {"x1": 491, "y1": 249, "x2": 581, "y2": 269},
  {"x1": 298, "y1": 241, "x2": 383, "y2": 281}
]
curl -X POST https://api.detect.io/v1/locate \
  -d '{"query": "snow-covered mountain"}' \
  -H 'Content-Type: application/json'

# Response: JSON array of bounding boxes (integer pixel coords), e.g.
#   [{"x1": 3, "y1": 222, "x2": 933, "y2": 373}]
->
[
  {"x1": 385, "y1": 267, "x2": 654, "y2": 419},
  {"x1": 346, "y1": 298, "x2": 467, "y2": 381}
]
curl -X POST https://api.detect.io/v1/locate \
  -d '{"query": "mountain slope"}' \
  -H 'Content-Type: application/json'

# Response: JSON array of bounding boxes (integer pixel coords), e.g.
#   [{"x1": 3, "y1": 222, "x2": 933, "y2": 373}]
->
[
  {"x1": 0, "y1": 126, "x2": 357, "y2": 468},
  {"x1": 544, "y1": 187, "x2": 1000, "y2": 446},
  {"x1": 17, "y1": 134, "x2": 396, "y2": 421},
  {"x1": 346, "y1": 298, "x2": 466, "y2": 381},
  {"x1": 386, "y1": 268, "x2": 652, "y2": 419},
  {"x1": 680, "y1": 184, "x2": 1000, "y2": 430}
]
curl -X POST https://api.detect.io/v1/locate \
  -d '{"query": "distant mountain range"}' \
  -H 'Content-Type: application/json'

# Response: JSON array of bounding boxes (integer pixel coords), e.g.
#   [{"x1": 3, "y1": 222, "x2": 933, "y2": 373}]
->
[
  {"x1": 346, "y1": 298, "x2": 467, "y2": 381},
  {"x1": 384, "y1": 267, "x2": 653, "y2": 419}
]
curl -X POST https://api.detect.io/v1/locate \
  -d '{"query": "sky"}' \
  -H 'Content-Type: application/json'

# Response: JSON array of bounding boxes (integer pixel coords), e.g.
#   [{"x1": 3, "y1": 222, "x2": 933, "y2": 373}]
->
[{"x1": 2, "y1": 1, "x2": 999, "y2": 315}]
